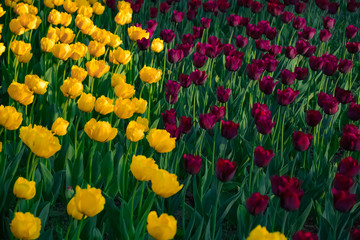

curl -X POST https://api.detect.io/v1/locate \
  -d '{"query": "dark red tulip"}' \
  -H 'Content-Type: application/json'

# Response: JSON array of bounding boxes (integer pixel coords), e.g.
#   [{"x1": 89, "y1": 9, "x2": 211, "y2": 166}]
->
[
  {"x1": 277, "y1": 88, "x2": 299, "y2": 106},
  {"x1": 270, "y1": 175, "x2": 303, "y2": 211},
  {"x1": 251, "y1": 1, "x2": 263, "y2": 13},
  {"x1": 259, "y1": 76, "x2": 278, "y2": 95},
  {"x1": 292, "y1": 231, "x2": 318, "y2": 240},
  {"x1": 193, "y1": 52, "x2": 207, "y2": 68},
  {"x1": 186, "y1": 9, "x2": 197, "y2": 21},
  {"x1": 295, "y1": 2, "x2": 306, "y2": 13},
  {"x1": 137, "y1": 38, "x2": 150, "y2": 51},
  {"x1": 179, "y1": 116, "x2": 192, "y2": 134},
  {"x1": 309, "y1": 56, "x2": 324, "y2": 71},
  {"x1": 294, "y1": 67, "x2": 308, "y2": 80},
  {"x1": 188, "y1": 0, "x2": 202, "y2": 10},
  {"x1": 296, "y1": 40, "x2": 310, "y2": 56},
  {"x1": 303, "y1": 45, "x2": 316, "y2": 58},
  {"x1": 350, "y1": 229, "x2": 360, "y2": 240},
  {"x1": 177, "y1": 43, "x2": 192, "y2": 57},
  {"x1": 257, "y1": 20, "x2": 270, "y2": 33},
  {"x1": 306, "y1": 110, "x2": 322, "y2": 127},
  {"x1": 225, "y1": 51, "x2": 244, "y2": 72},
  {"x1": 246, "y1": 59, "x2": 265, "y2": 80},
  {"x1": 346, "y1": 25, "x2": 358, "y2": 39},
  {"x1": 271, "y1": 175, "x2": 301, "y2": 196},
  {"x1": 246, "y1": 24, "x2": 263, "y2": 39},
  {"x1": 165, "y1": 80, "x2": 181, "y2": 104},
  {"x1": 293, "y1": 131, "x2": 313, "y2": 152},
  {"x1": 255, "y1": 39, "x2": 271, "y2": 52},
  {"x1": 192, "y1": 26, "x2": 204, "y2": 39},
  {"x1": 219, "y1": 0, "x2": 230, "y2": 12},
  {"x1": 323, "y1": 17, "x2": 335, "y2": 30},
  {"x1": 199, "y1": 113, "x2": 217, "y2": 130},
  {"x1": 210, "y1": 105, "x2": 225, "y2": 122},
  {"x1": 322, "y1": 58, "x2": 338, "y2": 76},
  {"x1": 147, "y1": 20, "x2": 157, "y2": 34},
  {"x1": 338, "y1": 59, "x2": 353, "y2": 74},
  {"x1": 162, "y1": 109, "x2": 177, "y2": 125},
  {"x1": 333, "y1": 173, "x2": 355, "y2": 191},
  {"x1": 235, "y1": 35, "x2": 249, "y2": 48},
  {"x1": 348, "y1": 103, "x2": 360, "y2": 121},
  {"x1": 182, "y1": 34, "x2": 194, "y2": 44},
  {"x1": 332, "y1": 189, "x2": 356, "y2": 212},
  {"x1": 165, "y1": 123, "x2": 181, "y2": 139},
  {"x1": 160, "y1": 2, "x2": 170, "y2": 13},
  {"x1": 217, "y1": 86, "x2": 231, "y2": 103},
  {"x1": 201, "y1": 17, "x2": 211, "y2": 28},
  {"x1": 281, "y1": 11, "x2": 294, "y2": 24},
  {"x1": 317, "y1": 92, "x2": 339, "y2": 115},
  {"x1": 315, "y1": 0, "x2": 329, "y2": 10},
  {"x1": 293, "y1": 16, "x2": 306, "y2": 30},
  {"x1": 254, "y1": 146, "x2": 274, "y2": 168},
  {"x1": 281, "y1": 69, "x2": 296, "y2": 85},
  {"x1": 301, "y1": 27, "x2": 316, "y2": 40},
  {"x1": 203, "y1": 0, "x2": 219, "y2": 12},
  {"x1": 263, "y1": 55, "x2": 278, "y2": 72},
  {"x1": 246, "y1": 193, "x2": 269, "y2": 215},
  {"x1": 255, "y1": 115, "x2": 276, "y2": 135},
  {"x1": 216, "y1": 158, "x2": 237, "y2": 182},
  {"x1": 265, "y1": 26, "x2": 277, "y2": 40},
  {"x1": 149, "y1": 7, "x2": 158, "y2": 18},
  {"x1": 327, "y1": 2, "x2": 339, "y2": 14},
  {"x1": 190, "y1": 69, "x2": 208, "y2": 85},
  {"x1": 338, "y1": 156, "x2": 360, "y2": 177},
  {"x1": 269, "y1": 45, "x2": 282, "y2": 56},
  {"x1": 205, "y1": 36, "x2": 223, "y2": 58},
  {"x1": 168, "y1": 49, "x2": 184, "y2": 64},
  {"x1": 160, "y1": 29, "x2": 176, "y2": 43},
  {"x1": 227, "y1": 14, "x2": 242, "y2": 27},
  {"x1": 178, "y1": 74, "x2": 191, "y2": 88},
  {"x1": 285, "y1": 46, "x2": 297, "y2": 59},
  {"x1": 196, "y1": 42, "x2": 206, "y2": 55},
  {"x1": 347, "y1": 0, "x2": 360, "y2": 12},
  {"x1": 221, "y1": 120, "x2": 239, "y2": 140},
  {"x1": 267, "y1": 1, "x2": 284, "y2": 16},
  {"x1": 223, "y1": 44, "x2": 235, "y2": 56},
  {"x1": 335, "y1": 87, "x2": 354, "y2": 104},
  {"x1": 237, "y1": 0, "x2": 253, "y2": 7},
  {"x1": 184, "y1": 154, "x2": 201, "y2": 175},
  {"x1": 346, "y1": 42, "x2": 360, "y2": 54},
  {"x1": 319, "y1": 29, "x2": 332, "y2": 42},
  {"x1": 105, "y1": 0, "x2": 116, "y2": 9},
  {"x1": 340, "y1": 124, "x2": 360, "y2": 152},
  {"x1": 251, "y1": 103, "x2": 271, "y2": 120}
]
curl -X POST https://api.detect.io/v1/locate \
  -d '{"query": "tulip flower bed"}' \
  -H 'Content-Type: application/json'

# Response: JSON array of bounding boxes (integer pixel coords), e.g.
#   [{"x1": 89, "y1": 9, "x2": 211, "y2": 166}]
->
[{"x1": 1, "y1": 0, "x2": 360, "y2": 239}]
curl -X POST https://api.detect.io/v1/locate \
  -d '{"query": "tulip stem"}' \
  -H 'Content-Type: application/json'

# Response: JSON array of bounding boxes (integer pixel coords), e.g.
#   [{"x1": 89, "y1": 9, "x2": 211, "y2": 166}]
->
[
  {"x1": 281, "y1": 211, "x2": 288, "y2": 235},
  {"x1": 121, "y1": 142, "x2": 132, "y2": 196},
  {"x1": 64, "y1": 218, "x2": 74, "y2": 240},
  {"x1": 26, "y1": 152, "x2": 33, "y2": 179},
  {"x1": 130, "y1": 181, "x2": 140, "y2": 228},
  {"x1": 212, "y1": 182, "x2": 223, "y2": 239},
  {"x1": 14, "y1": 199, "x2": 20, "y2": 213},
  {"x1": 76, "y1": 217, "x2": 85, "y2": 240},
  {"x1": 147, "y1": 84, "x2": 153, "y2": 120},
  {"x1": 137, "y1": 182, "x2": 145, "y2": 217},
  {"x1": 88, "y1": 142, "x2": 97, "y2": 184},
  {"x1": 212, "y1": 135, "x2": 216, "y2": 176},
  {"x1": 30, "y1": 156, "x2": 39, "y2": 180},
  {"x1": 3, "y1": 129, "x2": 6, "y2": 156},
  {"x1": 290, "y1": 154, "x2": 297, "y2": 178},
  {"x1": 160, "y1": 44, "x2": 167, "y2": 93}
]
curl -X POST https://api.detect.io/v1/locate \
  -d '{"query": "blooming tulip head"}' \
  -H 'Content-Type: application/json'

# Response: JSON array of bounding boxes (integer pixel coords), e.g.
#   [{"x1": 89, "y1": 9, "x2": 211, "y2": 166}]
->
[
  {"x1": 13, "y1": 177, "x2": 36, "y2": 200},
  {"x1": 151, "y1": 169, "x2": 183, "y2": 198},
  {"x1": 246, "y1": 193, "x2": 269, "y2": 215},
  {"x1": 183, "y1": 154, "x2": 201, "y2": 175},
  {"x1": 216, "y1": 158, "x2": 236, "y2": 182},
  {"x1": 147, "y1": 211, "x2": 177, "y2": 240},
  {"x1": 84, "y1": 118, "x2": 118, "y2": 142},
  {"x1": 10, "y1": 212, "x2": 41, "y2": 240},
  {"x1": 146, "y1": 129, "x2": 176, "y2": 153},
  {"x1": 0, "y1": 105, "x2": 23, "y2": 130},
  {"x1": 130, "y1": 155, "x2": 159, "y2": 181},
  {"x1": 254, "y1": 146, "x2": 274, "y2": 168},
  {"x1": 74, "y1": 185, "x2": 105, "y2": 217}
]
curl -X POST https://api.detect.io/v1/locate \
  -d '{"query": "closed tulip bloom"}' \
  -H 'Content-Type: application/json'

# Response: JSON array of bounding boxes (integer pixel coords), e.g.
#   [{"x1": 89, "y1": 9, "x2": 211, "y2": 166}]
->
[
  {"x1": 137, "y1": 38, "x2": 150, "y2": 51},
  {"x1": 115, "y1": 8, "x2": 132, "y2": 25},
  {"x1": 63, "y1": 0, "x2": 78, "y2": 13},
  {"x1": 335, "y1": 87, "x2": 354, "y2": 104},
  {"x1": 14, "y1": 3, "x2": 38, "y2": 15},
  {"x1": 348, "y1": 103, "x2": 360, "y2": 121},
  {"x1": 294, "y1": 67, "x2": 308, "y2": 80},
  {"x1": 221, "y1": 120, "x2": 239, "y2": 140},
  {"x1": 338, "y1": 59, "x2": 353, "y2": 74},
  {"x1": 92, "y1": 2, "x2": 104, "y2": 14},
  {"x1": 53, "y1": 0, "x2": 64, "y2": 6},
  {"x1": 277, "y1": 88, "x2": 299, "y2": 106},
  {"x1": 317, "y1": 92, "x2": 339, "y2": 115},
  {"x1": 84, "y1": 118, "x2": 117, "y2": 142},
  {"x1": 74, "y1": 185, "x2": 105, "y2": 217},
  {"x1": 337, "y1": 156, "x2": 360, "y2": 177},
  {"x1": 319, "y1": 29, "x2": 332, "y2": 42},
  {"x1": 0, "y1": 105, "x2": 23, "y2": 130},
  {"x1": 151, "y1": 169, "x2": 183, "y2": 198},
  {"x1": 285, "y1": 46, "x2": 297, "y2": 59},
  {"x1": 280, "y1": 69, "x2": 296, "y2": 85},
  {"x1": 346, "y1": 25, "x2": 358, "y2": 39},
  {"x1": 48, "y1": 9, "x2": 62, "y2": 25},
  {"x1": 292, "y1": 16, "x2": 306, "y2": 30},
  {"x1": 114, "y1": 82, "x2": 135, "y2": 99},
  {"x1": 77, "y1": 92, "x2": 95, "y2": 112},
  {"x1": 60, "y1": 12, "x2": 72, "y2": 26},
  {"x1": 332, "y1": 188, "x2": 356, "y2": 212},
  {"x1": 160, "y1": 29, "x2": 176, "y2": 43},
  {"x1": 113, "y1": 47, "x2": 132, "y2": 65},
  {"x1": 67, "y1": 197, "x2": 84, "y2": 220},
  {"x1": 254, "y1": 146, "x2": 274, "y2": 168},
  {"x1": 139, "y1": 66, "x2": 162, "y2": 84},
  {"x1": 75, "y1": 15, "x2": 95, "y2": 35},
  {"x1": 13, "y1": 177, "x2": 36, "y2": 200},
  {"x1": 95, "y1": 96, "x2": 113, "y2": 115},
  {"x1": 78, "y1": 5, "x2": 93, "y2": 17},
  {"x1": 255, "y1": 115, "x2": 276, "y2": 135},
  {"x1": 10, "y1": 212, "x2": 41, "y2": 240},
  {"x1": 86, "y1": 59, "x2": 110, "y2": 78},
  {"x1": 147, "y1": 129, "x2": 176, "y2": 153},
  {"x1": 132, "y1": 98, "x2": 147, "y2": 114},
  {"x1": 9, "y1": 18, "x2": 26, "y2": 35},
  {"x1": 293, "y1": 131, "x2": 313, "y2": 152},
  {"x1": 10, "y1": 40, "x2": 31, "y2": 56},
  {"x1": 216, "y1": 86, "x2": 231, "y2": 103},
  {"x1": 184, "y1": 154, "x2": 201, "y2": 175},
  {"x1": 20, "y1": 125, "x2": 61, "y2": 158},
  {"x1": 306, "y1": 110, "x2": 322, "y2": 127},
  {"x1": 216, "y1": 158, "x2": 236, "y2": 182},
  {"x1": 111, "y1": 73, "x2": 126, "y2": 87},
  {"x1": 8, "y1": 81, "x2": 34, "y2": 106},
  {"x1": 126, "y1": 121, "x2": 146, "y2": 142},
  {"x1": 52, "y1": 43, "x2": 73, "y2": 61},
  {"x1": 151, "y1": 38, "x2": 164, "y2": 53},
  {"x1": 346, "y1": 42, "x2": 360, "y2": 54},
  {"x1": 108, "y1": 33, "x2": 122, "y2": 48},
  {"x1": 333, "y1": 173, "x2": 355, "y2": 191},
  {"x1": 70, "y1": 66, "x2": 87, "y2": 82},
  {"x1": 259, "y1": 76, "x2": 278, "y2": 95},
  {"x1": 340, "y1": 125, "x2": 360, "y2": 152},
  {"x1": 147, "y1": 211, "x2": 177, "y2": 240},
  {"x1": 246, "y1": 193, "x2": 269, "y2": 215},
  {"x1": 17, "y1": 52, "x2": 33, "y2": 63},
  {"x1": 24, "y1": 75, "x2": 48, "y2": 95},
  {"x1": 114, "y1": 98, "x2": 136, "y2": 119},
  {"x1": 130, "y1": 155, "x2": 159, "y2": 181},
  {"x1": 0, "y1": 43, "x2": 5, "y2": 56},
  {"x1": 88, "y1": 40, "x2": 105, "y2": 57},
  {"x1": 19, "y1": 13, "x2": 41, "y2": 30},
  {"x1": 351, "y1": 229, "x2": 360, "y2": 240},
  {"x1": 40, "y1": 37, "x2": 55, "y2": 52},
  {"x1": 70, "y1": 42, "x2": 87, "y2": 60},
  {"x1": 47, "y1": 26, "x2": 60, "y2": 42},
  {"x1": 199, "y1": 113, "x2": 217, "y2": 130},
  {"x1": 247, "y1": 225, "x2": 286, "y2": 240},
  {"x1": 60, "y1": 78, "x2": 83, "y2": 99},
  {"x1": 51, "y1": 117, "x2": 69, "y2": 136},
  {"x1": 128, "y1": 26, "x2": 149, "y2": 42}
]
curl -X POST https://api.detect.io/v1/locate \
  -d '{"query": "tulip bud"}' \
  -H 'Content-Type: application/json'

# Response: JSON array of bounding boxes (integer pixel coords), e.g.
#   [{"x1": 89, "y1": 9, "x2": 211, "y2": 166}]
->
[
  {"x1": 293, "y1": 131, "x2": 313, "y2": 152},
  {"x1": 254, "y1": 146, "x2": 274, "y2": 168},
  {"x1": 246, "y1": 193, "x2": 269, "y2": 215},
  {"x1": 184, "y1": 154, "x2": 201, "y2": 175},
  {"x1": 216, "y1": 158, "x2": 237, "y2": 182}
]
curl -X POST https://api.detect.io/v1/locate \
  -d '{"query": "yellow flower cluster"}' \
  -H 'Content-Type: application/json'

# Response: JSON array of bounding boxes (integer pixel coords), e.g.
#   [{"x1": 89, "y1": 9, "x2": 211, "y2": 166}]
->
[
  {"x1": 247, "y1": 226, "x2": 287, "y2": 240},
  {"x1": 10, "y1": 40, "x2": 33, "y2": 63},
  {"x1": 0, "y1": 105, "x2": 23, "y2": 130},
  {"x1": 9, "y1": 3, "x2": 41, "y2": 37},
  {"x1": 0, "y1": 4, "x2": 5, "y2": 56},
  {"x1": 44, "y1": 0, "x2": 105, "y2": 16},
  {"x1": 115, "y1": 1, "x2": 132, "y2": 25}
]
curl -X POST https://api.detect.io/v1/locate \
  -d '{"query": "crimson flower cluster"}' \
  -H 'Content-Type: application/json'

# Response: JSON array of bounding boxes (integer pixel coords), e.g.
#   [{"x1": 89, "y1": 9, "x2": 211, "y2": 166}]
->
[
  {"x1": 251, "y1": 103, "x2": 276, "y2": 135},
  {"x1": 271, "y1": 175, "x2": 303, "y2": 211},
  {"x1": 161, "y1": 109, "x2": 192, "y2": 140}
]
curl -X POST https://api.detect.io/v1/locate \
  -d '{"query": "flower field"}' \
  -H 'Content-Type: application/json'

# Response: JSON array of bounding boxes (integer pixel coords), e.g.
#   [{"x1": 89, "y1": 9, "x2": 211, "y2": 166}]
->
[{"x1": 1, "y1": 0, "x2": 360, "y2": 239}]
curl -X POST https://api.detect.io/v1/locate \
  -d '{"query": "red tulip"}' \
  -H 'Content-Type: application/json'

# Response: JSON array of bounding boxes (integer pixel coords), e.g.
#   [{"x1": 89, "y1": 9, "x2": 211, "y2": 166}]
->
[
  {"x1": 254, "y1": 146, "x2": 274, "y2": 167},
  {"x1": 340, "y1": 125, "x2": 360, "y2": 152},
  {"x1": 306, "y1": 110, "x2": 322, "y2": 127},
  {"x1": 293, "y1": 131, "x2": 313, "y2": 152},
  {"x1": 348, "y1": 103, "x2": 360, "y2": 121},
  {"x1": 277, "y1": 88, "x2": 299, "y2": 106},
  {"x1": 184, "y1": 154, "x2": 201, "y2": 175},
  {"x1": 332, "y1": 188, "x2": 356, "y2": 212},
  {"x1": 246, "y1": 192, "x2": 269, "y2": 215},
  {"x1": 293, "y1": 231, "x2": 318, "y2": 240},
  {"x1": 216, "y1": 159, "x2": 237, "y2": 182}
]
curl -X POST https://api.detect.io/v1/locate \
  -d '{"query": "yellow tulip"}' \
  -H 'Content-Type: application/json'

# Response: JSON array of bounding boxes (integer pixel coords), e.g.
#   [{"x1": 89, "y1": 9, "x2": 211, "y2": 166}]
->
[
  {"x1": 146, "y1": 129, "x2": 176, "y2": 153},
  {"x1": 5, "y1": 0, "x2": 18, "y2": 8},
  {"x1": 47, "y1": 26, "x2": 60, "y2": 42},
  {"x1": 132, "y1": 98, "x2": 147, "y2": 114},
  {"x1": 247, "y1": 225, "x2": 287, "y2": 240},
  {"x1": 63, "y1": 0, "x2": 78, "y2": 13},
  {"x1": 60, "y1": 12, "x2": 72, "y2": 26},
  {"x1": 24, "y1": 75, "x2": 48, "y2": 95},
  {"x1": 75, "y1": 14, "x2": 95, "y2": 35},
  {"x1": 60, "y1": 77, "x2": 83, "y2": 99},
  {"x1": 0, "y1": 43, "x2": 5, "y2": 57},
  {"x1": 108, "y1": 33, "x2": 122, "y2": 48},
  {"x1": 10, "y1": 212, "x2": 41, "y2": 240},
  {"x1": 113, "y1": 47, "x2": 131, "y2": 65},
  {"x1": 10, "y1": 40, "x2": 31, "y2": 56},
  {"x1": 114, "y1": 8, "x2": 132, "y2": 25},
  {"x1": 51, "y1": 117, "x2": 69, "y2": 136},
  {"x1": 88, "y1": 40, "x2": 106, "y2": 57},
  {"x1": 74, "y1": 185, "x2": 105, "y2": 217},
  {"x1": 147, "y1": 211, "x2": 177, "y2": 240},
  {"x1": 91, "y1": 28, "x2": 111, "y2": 45},
  {"x1": 128, "y1": 26, "x2": 150, "y2": 41},
  {"x1": 14, "y1": 3, "x2": 38, "y2": 15},
  {"x1": 114, "y1": 98, "x2": 136, "y2": 119},
  {"x1": 59, "y1": 27, "x2": 75, "y2": 44},
  {"x1": 70, "y1": 42, "x2": 87, "y2": 60},
  {"x1": 53, "y1": 0, "x2": 65, "y2": 6},
  {"x1": 151, "y1": 169, "x2": 183, "y2": 198},
  {"x1": 7, "y1": 81, "x2": 34, "y2": 106},
  {"x1": 114, "y1": 82, "x2": 135, "y2": 99},
  {"x1": 9, "y1": 18, "x2": 26, "y2": 35},
  {"x1": 52, "y1": 43, "x2": 73, "y2": 61},
  {"x1": 44, "y1": 0, "x2": 55, "y2": 8},
  {"x1": 71, "y1": 65, "x2": 88, "y2": 82},
  {"x1": 17, "y1": 52, "x2": 33, "y2": 63},
  {"x1": 48, "y1": 9, "x2": 62, "y2": 25},
  {"x1": 94, "y1": 95, "x2": 114, "y2": 115},
  {"x1": 111, "y1": 73, "x2": 126, "y2": 87},
  {"x1": 20, "y1": 124, "x2": 62, "y2": 158},
  {"x1": 86, "y1": 59, "x2": 110, "y2": 78},
  {"x1": 0, "y1": 4, "x2": 6, "y2": 18},
  {"x1": 117, "y1": 1, "x2": 132, "y2": 11},
  {"x1": 67, "y1": 197, "x2": 84, "y2": 220},
  {"x1": 19, "y1": 13, "x2": 40, "y2": 30},
  {"x1": 0, "y1": 142, "x2": 2, "y2": 152},
  {"x1": 139, "y1": 66, "x2": 162, "y2": 84},
  {"x1": 0, "y1": 105, "x2": 23, "y2": 130},
  {"x1": 40, "y1": 37, "x2": 56, "y2": 52},
  {"x1": 77, "y1": 92, "x2": 95, "y2": 112},
  {"x1": 136, "y1": 117, "x2": 149, "y2": 132},
  {"x1": 109, "y1": 50, "x2": 119, "y2": 64},
  {"x1": 126, "y1": 121, "x2": 145, "y2": 142},
  {"x1": 78, "y1": 5, "x2": 93, "y2": 17},
  {"x1": 84, "y1": 118, "x2": 117, "y2": 142},
  {"x1": 75, "y1": 0, "x2": 90, "y2": 7},
  {"x1": 92, "y1": 2, "x2": 105, "y2": 15},
  {"x1": 130, "y1": 155, "x2": 159, "y2": 181},
  {"x1": 13, "y1": 177, "x2": 36, "y2": 200},
  {"x1": 151, "y1": 38, "x2": 164, "y2": 53}
]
